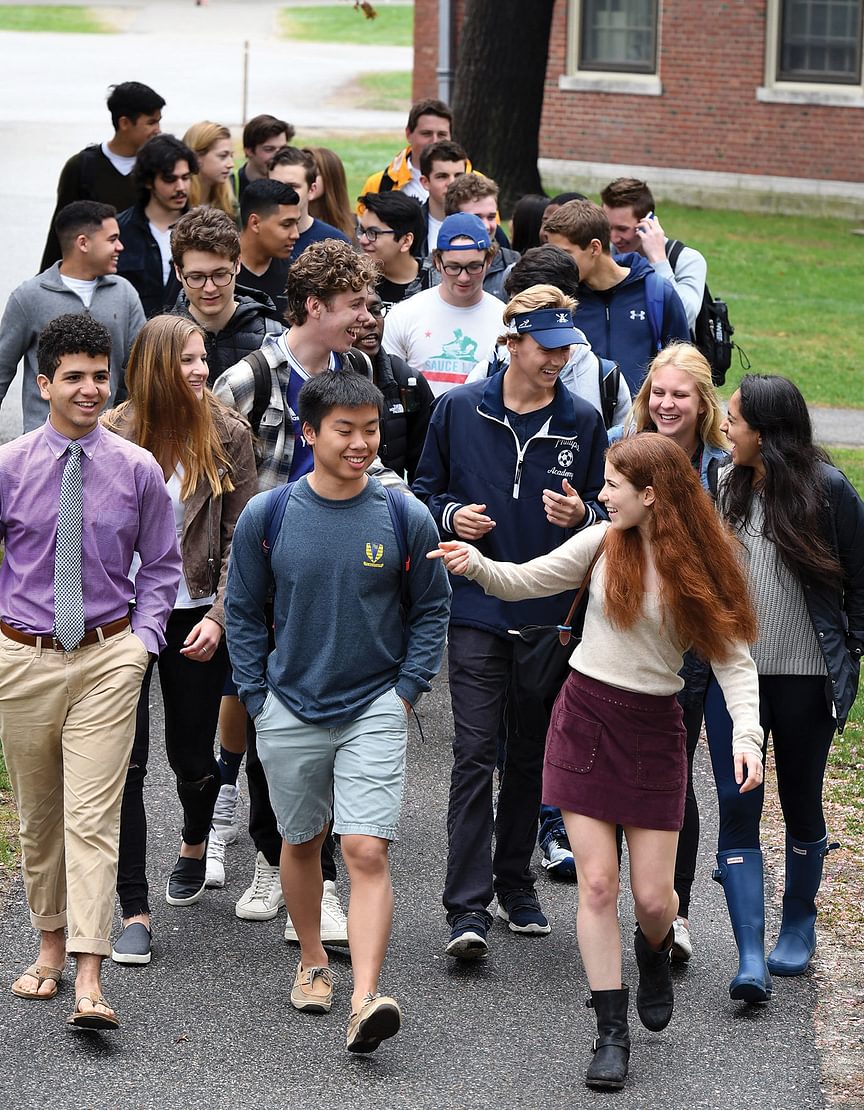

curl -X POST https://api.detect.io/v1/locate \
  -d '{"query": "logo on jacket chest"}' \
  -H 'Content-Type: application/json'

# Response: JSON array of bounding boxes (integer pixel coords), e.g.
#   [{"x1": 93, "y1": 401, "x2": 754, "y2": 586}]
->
[
  {"x1": 546, "y1": 438, "x2": 578, "y2": 480},
  {"x1": 630, "y1": 310, "x2": 646, "y2": 321}
]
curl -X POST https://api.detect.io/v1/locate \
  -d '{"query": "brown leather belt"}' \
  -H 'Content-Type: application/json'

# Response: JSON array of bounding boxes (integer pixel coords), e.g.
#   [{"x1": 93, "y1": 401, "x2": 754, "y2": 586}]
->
[{"x1": 0, "y1": 617, "x2": 131, "y2": 651}]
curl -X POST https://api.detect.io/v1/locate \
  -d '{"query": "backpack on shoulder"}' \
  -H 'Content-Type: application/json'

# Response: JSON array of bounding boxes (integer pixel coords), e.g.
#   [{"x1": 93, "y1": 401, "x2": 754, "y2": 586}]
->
[{"x1": 665, "y1": 240, "x2": 749, "y2": 387}]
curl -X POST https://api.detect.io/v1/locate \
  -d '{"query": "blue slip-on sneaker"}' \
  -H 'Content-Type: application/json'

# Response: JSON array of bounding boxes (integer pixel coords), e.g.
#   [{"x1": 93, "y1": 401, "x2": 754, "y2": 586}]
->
[
  {"x1": 445, "y1": 913, "x2": 490, "y2": 959},
  {"x1": 497, "y1": 889, "x2": 552, "y2": 935}
]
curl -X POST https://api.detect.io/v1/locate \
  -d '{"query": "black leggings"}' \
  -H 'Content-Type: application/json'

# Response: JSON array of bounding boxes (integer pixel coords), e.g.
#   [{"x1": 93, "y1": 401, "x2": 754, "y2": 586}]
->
[
  {"x1": 117, "y1": 607, "x2": 227, "y2": 916},
  {"x1": 704, "y1": 673, "x2": 835, "y2": 851},
  {"x1": 673, "y1": 698, "x2": 703, "y2": 919}
]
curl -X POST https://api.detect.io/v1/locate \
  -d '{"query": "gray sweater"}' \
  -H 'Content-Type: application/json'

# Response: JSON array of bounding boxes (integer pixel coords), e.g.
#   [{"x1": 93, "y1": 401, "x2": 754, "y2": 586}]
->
[
  {"x1": 0, "y1": 263, "x2": 145, "y2": 431},
  {"x1": 225, "y1": 476, "x2": 451, "y2": 724}
]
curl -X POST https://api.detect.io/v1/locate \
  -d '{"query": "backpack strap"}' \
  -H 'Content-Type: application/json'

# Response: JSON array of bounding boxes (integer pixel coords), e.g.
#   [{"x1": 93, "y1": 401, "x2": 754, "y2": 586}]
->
[
  {"x1": 262, "y1": 481, "x2": 295, "y2": 558},
  {"x1": 244, "y1": 348, "x2": 273, "y2": 436},
  {"x1": 596, "y1": 356, "x2": 621, "y2": 430},
  {"x1": 342, "y1": 348, "x2": 374, "y2": 379},
  {"x1": 643, "y1": 270, "x2": 666, "y2": 353},
  {"x1": 664, "y1": 238, "x2": 685, "y2": 272}
]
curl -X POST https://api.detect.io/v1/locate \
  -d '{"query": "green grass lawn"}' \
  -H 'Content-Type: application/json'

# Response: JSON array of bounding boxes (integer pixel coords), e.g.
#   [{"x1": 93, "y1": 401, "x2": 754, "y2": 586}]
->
[
  {"x1": 648, "y1": 204, "x2": 863, "y2": 407},
  {"x1": 0, "y1": 5, "x2": 109, "y2": 32},
  {"x1": 279, "y1": 4, "x2": 413, "y2": 46},
  {"x1": 293, "y1": 131, "x2": 402, "y2": 207},
  {"x1": 353, "y1": 71, "x2": 412, "y2": 112}
]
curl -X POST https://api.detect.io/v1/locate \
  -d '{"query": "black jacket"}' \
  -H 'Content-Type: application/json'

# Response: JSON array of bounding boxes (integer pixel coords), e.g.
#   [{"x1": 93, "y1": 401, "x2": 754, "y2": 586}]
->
[
  {"x1": 802, "y1": 463, "x2": 864, "y2": 731},
  {"x1": 117, "y1": 204, "x2": 182, "y2": 319},
  {"x1": 372, "y1": 350, "x2": 434, "y2": 482},
  {"x1": 172, "y1": 285, "x2": 284, "y2": 384}
]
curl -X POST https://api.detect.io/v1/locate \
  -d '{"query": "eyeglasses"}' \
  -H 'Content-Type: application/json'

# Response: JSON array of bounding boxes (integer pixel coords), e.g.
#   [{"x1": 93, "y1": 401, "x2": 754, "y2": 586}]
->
[
  {"x1": 356, "y1": 225, "x2": 398, "y2": 243},
  {"x1": 181, "y1": 268, "x2": 235, "y2": 289},
  {"x1": 441, "y1": 260, "x2": 486, "y2": 277},
  {"x1": 367, "y1": 302, "x2": 389, "y2": 319}
]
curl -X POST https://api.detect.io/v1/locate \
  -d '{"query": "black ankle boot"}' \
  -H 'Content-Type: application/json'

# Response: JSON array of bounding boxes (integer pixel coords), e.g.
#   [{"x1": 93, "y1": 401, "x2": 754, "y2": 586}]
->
[
  {"x1": 585, "y1": 987, "x2": 630, "y2": 1090},
  {"x1": 634, "y1": 925, "x2": 674, "y2": 1031}
]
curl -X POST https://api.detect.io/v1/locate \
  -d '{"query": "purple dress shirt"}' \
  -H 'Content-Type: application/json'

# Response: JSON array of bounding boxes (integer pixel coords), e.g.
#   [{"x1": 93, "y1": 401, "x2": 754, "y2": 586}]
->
[{"x1": 0, "y1": 420, "x2": 181, "y2": 654}]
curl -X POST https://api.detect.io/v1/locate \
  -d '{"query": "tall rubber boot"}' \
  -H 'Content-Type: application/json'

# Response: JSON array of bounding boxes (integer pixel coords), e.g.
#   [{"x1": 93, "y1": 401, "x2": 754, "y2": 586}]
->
[
  {"x1": 585, "y1": 988, "x2": 630, "y2": 1091},
  {"x1": 712, "y1": 848, "x2": 772, "y2": 1002},
  {"x1": 767, "y1": 834, "x2": 837, "y2": 976},
  {"x1": 633, "y1": 925, "x2": 674, "y2": 1031}
]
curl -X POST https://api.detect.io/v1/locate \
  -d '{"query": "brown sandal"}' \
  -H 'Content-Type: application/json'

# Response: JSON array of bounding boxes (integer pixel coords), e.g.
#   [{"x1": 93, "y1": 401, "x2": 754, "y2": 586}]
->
[
  {"x1": 66, "y1": 994, "x2": 120, "y2": 1030},
  {"x1": 10, "y1": 963, "x2": 63, "y2": 1000}
]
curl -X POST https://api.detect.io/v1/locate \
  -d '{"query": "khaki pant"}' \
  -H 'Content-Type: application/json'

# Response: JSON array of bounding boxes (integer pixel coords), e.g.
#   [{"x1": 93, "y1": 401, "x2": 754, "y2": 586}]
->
[{"x1": 0, "y1": 627, "x2": 149, "y2": 956}]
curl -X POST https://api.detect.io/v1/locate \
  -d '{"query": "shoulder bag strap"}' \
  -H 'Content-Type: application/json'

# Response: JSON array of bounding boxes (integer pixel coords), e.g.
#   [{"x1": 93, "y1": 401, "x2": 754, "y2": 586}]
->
[{"x1": 558, "y1": 533, "x2": 607, "y2": 645}]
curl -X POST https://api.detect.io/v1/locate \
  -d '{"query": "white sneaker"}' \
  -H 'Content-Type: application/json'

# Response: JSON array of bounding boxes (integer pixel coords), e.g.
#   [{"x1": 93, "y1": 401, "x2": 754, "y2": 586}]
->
[
  {"x1": 284, "y1": 880, "x2": 350, "y2": 947},
  {"x1": 205, "y1": 830, "x2": 226, "y2": 889},
  {"x1": 672, "y1": 917, "x2": 693, "y2": 962},
  {"x1": 212, "y1": 783, "x2": 241, "y2": 845},
  {"x1": 235, "y1": 851, "x2": 284, "y2": 920}
]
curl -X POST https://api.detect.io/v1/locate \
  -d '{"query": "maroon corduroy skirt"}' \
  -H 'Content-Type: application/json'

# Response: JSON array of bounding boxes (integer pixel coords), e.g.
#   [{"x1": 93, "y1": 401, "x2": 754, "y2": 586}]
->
[{"x1": 542, "y1": 669, "x2": 687, "y2": 831}]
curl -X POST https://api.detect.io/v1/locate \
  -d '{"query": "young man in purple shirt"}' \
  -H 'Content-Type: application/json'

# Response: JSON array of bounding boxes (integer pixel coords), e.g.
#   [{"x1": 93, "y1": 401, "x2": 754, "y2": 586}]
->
[{"x1": 0, "y1": 314, "x2": 180, "y2": 1030}]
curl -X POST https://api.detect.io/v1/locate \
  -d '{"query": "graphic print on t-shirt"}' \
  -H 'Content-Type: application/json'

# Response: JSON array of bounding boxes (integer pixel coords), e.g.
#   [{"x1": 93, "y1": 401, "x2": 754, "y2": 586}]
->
[{"x1": 424, "y1": 328, "x2": 483, "y2": 391}]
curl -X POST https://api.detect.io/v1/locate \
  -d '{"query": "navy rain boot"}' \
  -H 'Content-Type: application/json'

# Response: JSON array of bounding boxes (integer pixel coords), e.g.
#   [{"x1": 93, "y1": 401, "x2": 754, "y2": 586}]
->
[
  {"x1": 713, "y1": 848, "x2": 772, "y2": 1002},
  {"x1": 767, "y1": 834, "x2": 837, "y2": 976}
]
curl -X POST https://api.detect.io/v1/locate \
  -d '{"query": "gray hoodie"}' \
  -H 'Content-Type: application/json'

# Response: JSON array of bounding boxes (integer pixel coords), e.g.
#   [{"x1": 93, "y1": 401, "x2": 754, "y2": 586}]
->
[{"x1": 0, "y1": 262, "x2": 145, "y2": 432}]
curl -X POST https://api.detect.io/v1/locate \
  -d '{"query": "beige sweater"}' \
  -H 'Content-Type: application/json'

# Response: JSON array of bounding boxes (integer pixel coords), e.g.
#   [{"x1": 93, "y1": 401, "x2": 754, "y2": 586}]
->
[{"x1": 464, "y1": 522, "x2": 764, "y2": 761}]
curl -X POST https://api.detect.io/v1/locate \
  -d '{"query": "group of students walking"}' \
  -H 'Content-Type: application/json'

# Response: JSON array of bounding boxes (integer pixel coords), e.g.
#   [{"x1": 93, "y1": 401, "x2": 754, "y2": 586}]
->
[{"x1": 0, "y1": 155, "x2": 860, "y2": 1086}]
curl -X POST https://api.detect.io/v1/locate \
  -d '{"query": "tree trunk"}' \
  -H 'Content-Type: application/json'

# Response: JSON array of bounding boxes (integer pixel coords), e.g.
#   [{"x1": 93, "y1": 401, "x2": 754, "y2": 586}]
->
[{"x1": 452, "y1": 0, "x2": 555, "y2": 217}]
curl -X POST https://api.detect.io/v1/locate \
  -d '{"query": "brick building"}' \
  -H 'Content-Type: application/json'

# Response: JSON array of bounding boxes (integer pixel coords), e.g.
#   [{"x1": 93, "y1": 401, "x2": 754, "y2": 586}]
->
[{"x1": 413, "y1": 1, "x2": 864, "y2": 215}]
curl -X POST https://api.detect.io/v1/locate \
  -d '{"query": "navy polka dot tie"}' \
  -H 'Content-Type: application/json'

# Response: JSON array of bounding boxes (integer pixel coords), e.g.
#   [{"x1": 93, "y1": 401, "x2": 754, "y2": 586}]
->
[{"x1": 53, "y1": 442, "x2": 86, "y2": 652}]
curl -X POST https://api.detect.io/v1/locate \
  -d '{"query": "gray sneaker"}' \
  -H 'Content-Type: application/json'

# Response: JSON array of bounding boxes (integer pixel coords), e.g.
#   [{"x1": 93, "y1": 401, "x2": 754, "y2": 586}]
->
[
  {"x1": 211, "y1": 783, "x2": 241, "y2": 844},
  {"x1": 235, "y1": 852, "x2": 284, "y2": 920},
  {"x1": 111, "y1": 922, "x2": 152, "y2": 965}
]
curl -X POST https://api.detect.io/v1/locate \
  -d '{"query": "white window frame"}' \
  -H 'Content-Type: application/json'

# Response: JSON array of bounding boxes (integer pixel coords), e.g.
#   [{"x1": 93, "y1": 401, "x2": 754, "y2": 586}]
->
[
  {"x1": 759, "y1": 0, "x2": 864, "y2": 107},
  {"x1": 560, "y1": 0, "x2": 663, "y2": 97}
]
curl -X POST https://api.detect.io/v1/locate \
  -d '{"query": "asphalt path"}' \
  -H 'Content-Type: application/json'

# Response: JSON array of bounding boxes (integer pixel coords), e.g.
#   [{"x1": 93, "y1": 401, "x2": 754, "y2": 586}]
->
[{"x1": 0, "y1": 669, "x2": 826, "y2": 1110}]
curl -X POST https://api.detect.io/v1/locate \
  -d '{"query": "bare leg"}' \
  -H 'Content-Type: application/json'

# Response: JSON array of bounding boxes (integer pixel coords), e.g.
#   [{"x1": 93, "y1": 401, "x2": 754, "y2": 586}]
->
[
  {"x1": 562, "y1": 813, "x2": 622, "y2": 990},
  {"x1": 340, "y1": 833, "x2": 394, "y2": 1012},
  {"x1": 281, "y1": 827, "x2": 329, "y2": 972},
  {"x1": 72, "y1": 952, "x2": 116, "y2": 1019},
  {"x1": 626, "y1": 825, "x2": 679, "y2": 946},
  {"x1": 12, "y1": 926, "x2": 66, "y2": 996},
  {"x1": 218, "y1": 695, "x2": 248, "y2": 757}
]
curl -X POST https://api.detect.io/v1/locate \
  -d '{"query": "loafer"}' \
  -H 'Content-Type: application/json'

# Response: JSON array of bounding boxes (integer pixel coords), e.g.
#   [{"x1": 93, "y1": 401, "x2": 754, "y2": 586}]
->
[
  {"x1": 165, "y1": 853, "x2": 207, "y2": 906},
  {"x1": 290, "y1": 964, "x2": 334, "y2": 1013},
  {"x1": 346, "y1": 993, "x2": 401, "y2": 1053},
  {"x1": 111, "y1": 922, "x2": 152, "y2": 965}
]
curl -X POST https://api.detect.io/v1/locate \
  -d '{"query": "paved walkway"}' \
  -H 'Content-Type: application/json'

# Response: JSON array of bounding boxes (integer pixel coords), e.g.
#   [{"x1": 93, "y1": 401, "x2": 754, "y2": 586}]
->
[{"x1": 0, "y1": 672, "x2": 828, "y2": 1110}]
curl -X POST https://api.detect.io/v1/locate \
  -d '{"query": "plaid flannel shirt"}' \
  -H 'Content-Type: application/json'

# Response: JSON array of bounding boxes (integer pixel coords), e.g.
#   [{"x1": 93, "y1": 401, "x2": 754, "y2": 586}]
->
[{"x1": 212, "y1": 332, "x2": 409, "y2": 493}]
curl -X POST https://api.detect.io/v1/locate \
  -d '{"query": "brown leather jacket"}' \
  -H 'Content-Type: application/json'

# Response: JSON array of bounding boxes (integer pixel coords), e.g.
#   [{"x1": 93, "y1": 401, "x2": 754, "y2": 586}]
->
[{"x1": 102, "y1": 402, "x2": 257, "y2": 628}]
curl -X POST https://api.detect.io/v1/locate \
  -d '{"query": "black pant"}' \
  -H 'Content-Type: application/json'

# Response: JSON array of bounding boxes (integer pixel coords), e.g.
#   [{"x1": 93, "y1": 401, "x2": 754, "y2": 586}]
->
[
  {"x1": 443, "y1": 626, "x2": 549, "y2": 925},
  {"x1": 117, "y1": 607, "x2": 227, "y2": 916},
  {"x1": 673, "y1": 698, "x2": 703, "y2": 919},
  {"x1": 704, "y1": 673, "x2": 835, "y2": 850}
]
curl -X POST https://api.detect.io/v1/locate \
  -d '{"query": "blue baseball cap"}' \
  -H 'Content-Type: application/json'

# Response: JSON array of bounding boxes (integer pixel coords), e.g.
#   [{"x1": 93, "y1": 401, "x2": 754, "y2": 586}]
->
[
  {"x1": 508, "y1": 307, "x2": 581, "y2": 349},
  {"x1": 436, "y1": 212, "x2": 491, "y2": 252}
]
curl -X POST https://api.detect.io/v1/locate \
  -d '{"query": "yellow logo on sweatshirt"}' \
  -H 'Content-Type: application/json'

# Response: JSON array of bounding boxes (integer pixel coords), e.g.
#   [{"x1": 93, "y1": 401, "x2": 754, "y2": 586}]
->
[{"x1": 364, "y1": 542, "x2": 384, "y2": 568}]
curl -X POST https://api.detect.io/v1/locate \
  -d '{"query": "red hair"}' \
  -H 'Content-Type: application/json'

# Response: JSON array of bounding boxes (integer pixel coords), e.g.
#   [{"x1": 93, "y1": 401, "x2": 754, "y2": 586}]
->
[{"x1": 603, "y1": 434, "x2": 757, "y2": 661}]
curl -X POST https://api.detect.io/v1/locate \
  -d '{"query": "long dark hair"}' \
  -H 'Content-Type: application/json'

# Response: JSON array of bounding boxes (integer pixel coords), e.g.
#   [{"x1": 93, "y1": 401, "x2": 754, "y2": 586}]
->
[{"x1": 718, "y1": 374, "x2": 841, "y2": 583}]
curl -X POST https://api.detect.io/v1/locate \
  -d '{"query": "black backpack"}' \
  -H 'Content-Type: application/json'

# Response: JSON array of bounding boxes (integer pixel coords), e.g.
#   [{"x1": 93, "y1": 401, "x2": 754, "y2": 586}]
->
[
  {"x1": 243, "y1": 347, "x2": 373, "y2": 435},
  {"x1": 665, "y1": 240, "x2": 748, "y2": 387}
]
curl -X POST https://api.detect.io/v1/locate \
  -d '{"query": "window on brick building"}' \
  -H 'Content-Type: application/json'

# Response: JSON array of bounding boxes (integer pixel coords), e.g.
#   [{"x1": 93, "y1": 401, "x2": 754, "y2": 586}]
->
[
  {"x1": 577, "y1": 0, "x2": 658, "y2": 74},
  {"x1": 778, "y1": 0, "x2": 862, "y2": 84}
]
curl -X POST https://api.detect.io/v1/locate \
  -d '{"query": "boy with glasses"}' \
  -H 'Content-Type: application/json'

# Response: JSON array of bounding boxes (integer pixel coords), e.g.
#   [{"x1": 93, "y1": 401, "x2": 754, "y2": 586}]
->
[
  {"x1": 382, "y1": 213, "x2": 502, "y2": 396},
  {"x1": 357, "y1": 192, "x2": 434, "y2": 310},
  {"x1": 170, "y1": 206, "x2": 284, "y2": 384}
]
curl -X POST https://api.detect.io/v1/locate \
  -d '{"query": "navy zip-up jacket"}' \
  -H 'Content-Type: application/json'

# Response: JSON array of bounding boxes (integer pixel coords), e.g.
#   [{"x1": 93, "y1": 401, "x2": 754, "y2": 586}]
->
[
  {"x1": 574, "y1": 252, "x2": 689, "y2": 393},
  {"x1": 412, "y1": 373, "x2": 607, "y2": 637}
]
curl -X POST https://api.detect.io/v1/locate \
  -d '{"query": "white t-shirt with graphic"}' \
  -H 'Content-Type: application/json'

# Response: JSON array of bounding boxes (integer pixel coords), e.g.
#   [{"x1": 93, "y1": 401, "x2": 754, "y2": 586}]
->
[{"x1": 382, "y1": 287, "x2": 503, "y2": 397}]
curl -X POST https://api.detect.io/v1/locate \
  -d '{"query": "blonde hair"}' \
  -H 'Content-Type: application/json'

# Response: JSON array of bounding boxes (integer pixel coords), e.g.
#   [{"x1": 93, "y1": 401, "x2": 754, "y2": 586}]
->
[
  {"x1": 499, "y1": 284, "x2": 577, "y2": 346},
  {"x1": 107, "y1": 315, "x2": 235, "y2": 500},
  {"x1": 630, "y1": 342, "x2": 728, "y2": 450},
  {"x1": 183, "y1": 121, "x2": 237, "y2": 220}
]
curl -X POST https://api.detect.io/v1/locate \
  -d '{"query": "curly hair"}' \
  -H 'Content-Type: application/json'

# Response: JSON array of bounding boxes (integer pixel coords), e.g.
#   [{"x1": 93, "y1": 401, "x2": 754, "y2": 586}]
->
[
  {"x1": 603, "y1": 433, "x2": 758, "y2": 661},
  {"x1": 444, "y1": 172, "x2": 497, "y2": 214},
  {"x1": 284, "y1": 240, "x2": 379, "y2": 326},
  {"x1": 171, "y1": 205, "x2": 240, "y2": 267},
  {"x1": 37, "y1": 313, "x2": 111, "y2": 380},
  {"x1": 630, "y1": 342, "x2": 728, "y2": 451}
]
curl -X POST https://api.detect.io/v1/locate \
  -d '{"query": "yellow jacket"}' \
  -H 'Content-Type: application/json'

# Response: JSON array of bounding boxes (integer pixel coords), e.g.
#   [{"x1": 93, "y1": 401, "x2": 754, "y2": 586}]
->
[{"x1": 358, "y1": 147, "x2": 475, "y2": 212}]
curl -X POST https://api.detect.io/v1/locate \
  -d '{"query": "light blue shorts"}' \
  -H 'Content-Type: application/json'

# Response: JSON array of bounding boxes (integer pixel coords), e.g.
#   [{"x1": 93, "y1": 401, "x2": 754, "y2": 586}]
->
[{"x1": 255, "y1": 687, "x2": 409, "y2": 844}]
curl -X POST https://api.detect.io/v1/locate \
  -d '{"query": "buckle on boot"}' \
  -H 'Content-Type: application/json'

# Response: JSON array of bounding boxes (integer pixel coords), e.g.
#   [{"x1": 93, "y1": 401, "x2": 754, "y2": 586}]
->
[{"x1": 592, "y1": 1036, "x2": 599, "y2": 1053}]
